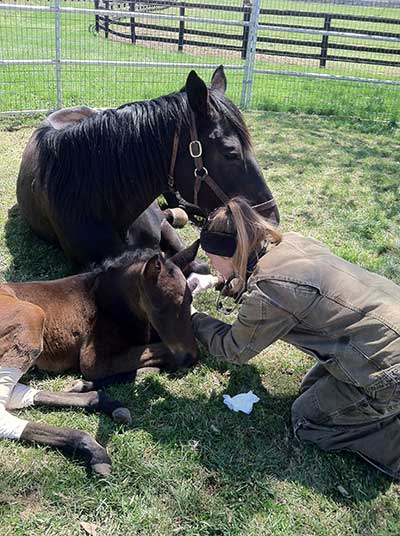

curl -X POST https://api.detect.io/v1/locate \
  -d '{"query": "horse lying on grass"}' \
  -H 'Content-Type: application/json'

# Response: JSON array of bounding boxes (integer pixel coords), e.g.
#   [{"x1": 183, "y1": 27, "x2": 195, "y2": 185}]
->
[
  {"x1": 0, "y1": 241, "x2": 199, "y2": 475},
  {"x1": 17, "y1": 66, "x2": 278, "y2": 266}
]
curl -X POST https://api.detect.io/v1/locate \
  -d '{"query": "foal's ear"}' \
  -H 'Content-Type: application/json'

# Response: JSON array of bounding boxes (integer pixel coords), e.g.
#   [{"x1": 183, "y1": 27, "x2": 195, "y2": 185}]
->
[
  {"x1": 211, "y1": 65, "x2": 227, "y2": 95},
  {"x1": 186, "y1": 70, "x2": 209, "y2": 118},
  {"x1": 170, "y1": 240, "x2": 200, "y2": 271},
  {"x1": 143, "y1": 254, "x2": 163, "y2": 281}
]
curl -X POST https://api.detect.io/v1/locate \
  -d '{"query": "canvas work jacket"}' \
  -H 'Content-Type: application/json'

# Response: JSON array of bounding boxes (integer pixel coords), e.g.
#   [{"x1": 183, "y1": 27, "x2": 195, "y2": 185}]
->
[{"x1": 192, "y1": 232, "x2": 400, "y2": 395}]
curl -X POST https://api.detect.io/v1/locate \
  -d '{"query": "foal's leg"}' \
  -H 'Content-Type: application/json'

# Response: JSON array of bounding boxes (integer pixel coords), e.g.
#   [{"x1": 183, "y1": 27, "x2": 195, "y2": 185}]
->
[
  {"x1": 21, "y1": 422, "x2": 112, "y2": 476},
  {"x1": 7, "y1": 383, "x2": 131, "y2": 425},
  {"x1": 79, "y1": 343, "x2": 174, "y2": 387},
  {"x1": 4, "y1": 383, "x2": 115, "y2": 475}
]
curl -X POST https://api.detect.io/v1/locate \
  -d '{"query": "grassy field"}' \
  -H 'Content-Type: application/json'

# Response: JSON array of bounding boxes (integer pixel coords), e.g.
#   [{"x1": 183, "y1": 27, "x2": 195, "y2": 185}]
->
[
  {"x1": 0, "y1": 112, "x2": 399, "y2": 535},
  {"x1": 0, "y1": 0, "x2": 399, "y2": 120}
]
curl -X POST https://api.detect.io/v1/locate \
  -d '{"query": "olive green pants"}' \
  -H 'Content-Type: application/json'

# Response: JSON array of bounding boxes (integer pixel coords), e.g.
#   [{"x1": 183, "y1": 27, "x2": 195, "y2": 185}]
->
[{"x1": 291, "y1": 363, "x2": 400, "y2": 479}]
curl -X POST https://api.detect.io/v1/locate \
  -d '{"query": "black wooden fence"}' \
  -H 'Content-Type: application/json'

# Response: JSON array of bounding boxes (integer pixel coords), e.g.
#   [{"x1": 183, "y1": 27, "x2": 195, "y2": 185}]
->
[{"x1": 94, "y1": 1, "x2": 400, "y2": 68}]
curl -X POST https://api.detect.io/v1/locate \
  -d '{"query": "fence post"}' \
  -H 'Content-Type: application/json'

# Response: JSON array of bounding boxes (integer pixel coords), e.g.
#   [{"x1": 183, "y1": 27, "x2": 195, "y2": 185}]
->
[
  {"x1": 54, "y1": 0, "x2": 63, "y2": 109},
  {"x1": 105, "y1": 0, "x2": 110, "y2": 39},
  {"x1": 240, "y1": 0, "x2": 260, "y2": 110},
  {"x1": 130, "y1": 0, "x2": 136, "y2": 44},
  {"x1": 178, "y1": 6, "x2": 185, "y2": 52},
  {"x1": 320, "y1": 14, "x2": 332, "y2": 68},
  {"x1": 241, "y1": 0, "x2": 251, "y2": 60},
  {"x1": 94, "y1": 0, "x2": 99, "y2": 33}
]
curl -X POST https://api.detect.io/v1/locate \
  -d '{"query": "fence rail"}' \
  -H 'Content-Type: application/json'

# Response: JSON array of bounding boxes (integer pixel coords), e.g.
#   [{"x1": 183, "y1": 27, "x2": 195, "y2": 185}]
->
[
  {"x1": 0, "y1": 0, "x2": 399, "y2": 119},
  {"x1": 96, "y1": 1, "x2": 400, "y2": 68}
]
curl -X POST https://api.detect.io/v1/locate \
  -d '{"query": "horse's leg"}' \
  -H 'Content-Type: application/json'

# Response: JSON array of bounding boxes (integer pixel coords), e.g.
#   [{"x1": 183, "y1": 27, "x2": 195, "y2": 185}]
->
[
  {"x1": 21, "y1": 422, "x2": 111, "y2": 476},
  {"x1": 4, "y1": 383, "x2": 114, "y2": 475},
  {"x1": 163, "y1": 191, "x2": 206, "y2": 219},
  {"x1": 0, "y1": 296, "x2": 45, "y2": 441},
  {"x1": 160, "y1": 219, "x2": 209, "y2": 276},
  {"x1": 7, "y1": 383, "x2": 131, "y2": 425},
  {"x1": 68, "y1": 367, "x2": 163, "y2": 393},
  {"x1": 80, "y1": 342, "x2": 175, "y2": 384},
  {"x1": 68, "y1": 371, "x2": 137, "y2": 393}
]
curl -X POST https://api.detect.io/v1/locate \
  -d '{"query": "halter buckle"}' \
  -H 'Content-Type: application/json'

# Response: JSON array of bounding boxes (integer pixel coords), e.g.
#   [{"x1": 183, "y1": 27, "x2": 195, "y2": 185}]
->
[
  {"x1": 189, "y1": 140, "x2": 202, "y2": 158},
  {"x1": 194, "y1": 166, "x2": 208, "y2": 178}
]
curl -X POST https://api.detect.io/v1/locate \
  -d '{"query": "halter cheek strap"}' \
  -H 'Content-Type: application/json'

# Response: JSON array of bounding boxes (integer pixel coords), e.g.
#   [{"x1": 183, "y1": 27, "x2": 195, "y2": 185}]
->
[{"x1": 167, "y1": 112, "x2": 277, "y2": 215}]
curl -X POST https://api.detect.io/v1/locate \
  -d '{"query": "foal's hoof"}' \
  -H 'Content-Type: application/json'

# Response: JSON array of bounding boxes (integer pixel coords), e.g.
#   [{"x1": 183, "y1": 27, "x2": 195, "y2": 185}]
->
[
  {"x1": 67, "y1": 379, "x2": 94, "y2": 393},
  {"x1": 91, "y1": 463, "x2": 112, "y2": 477},
  {"x1": 112, "y1": 407, "x2": 132, "y2": 425}
]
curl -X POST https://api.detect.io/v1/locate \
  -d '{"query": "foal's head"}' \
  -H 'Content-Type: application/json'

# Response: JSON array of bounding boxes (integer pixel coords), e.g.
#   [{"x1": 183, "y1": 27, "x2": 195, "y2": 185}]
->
[{"x1": 96, "y1": 241, "x2": 200, "y2": 369}]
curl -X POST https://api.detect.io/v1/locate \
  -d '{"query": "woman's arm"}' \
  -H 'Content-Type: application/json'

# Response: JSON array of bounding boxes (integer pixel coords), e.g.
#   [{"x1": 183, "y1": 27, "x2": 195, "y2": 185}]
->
[{"x1": 192, "y1": 285, "x2": 299, "y2": 364}]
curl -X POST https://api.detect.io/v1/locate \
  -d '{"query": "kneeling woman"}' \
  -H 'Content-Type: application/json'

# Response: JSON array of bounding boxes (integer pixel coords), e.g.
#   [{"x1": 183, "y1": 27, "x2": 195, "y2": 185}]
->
[{"x1": 189, "y1": 196, "x2": 400, "y2": 479}]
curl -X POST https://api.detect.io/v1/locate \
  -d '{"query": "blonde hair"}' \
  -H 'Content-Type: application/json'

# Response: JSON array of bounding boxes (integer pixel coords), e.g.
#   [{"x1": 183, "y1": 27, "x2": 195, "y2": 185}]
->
[{"x1": 205, "y1": 196, "x2": 282, "y2": 292}]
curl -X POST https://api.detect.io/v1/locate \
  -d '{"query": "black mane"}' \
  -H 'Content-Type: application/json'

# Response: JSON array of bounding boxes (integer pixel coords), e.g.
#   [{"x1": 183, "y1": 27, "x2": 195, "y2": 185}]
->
[{"x1": 36, "y1": 88, "x2": 251, "y2": 222}]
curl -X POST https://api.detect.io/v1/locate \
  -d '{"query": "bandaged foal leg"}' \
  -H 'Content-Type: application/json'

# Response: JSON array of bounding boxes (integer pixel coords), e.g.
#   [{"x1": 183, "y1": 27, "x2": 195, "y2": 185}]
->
[
  {"x1": 1, "y1": 371, "x2": 113, "y2": 475},
  {"x1": 7, "y1": 382, "x2": 131, "y2": 425},
  {"x1": 0, "y1": 368, "x2": 29, "y2": 440}
]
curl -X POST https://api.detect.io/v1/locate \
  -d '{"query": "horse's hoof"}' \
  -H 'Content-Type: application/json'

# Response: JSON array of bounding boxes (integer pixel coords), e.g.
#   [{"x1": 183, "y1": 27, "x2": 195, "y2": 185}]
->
[
  {"x1": 67, "y1": 379, "x2": 94, "y2": 393},
  {"x1": 91, "y1": 463, "x2": 112, "y2": 476},
  {"x1": 112, "y1": 407, "x2": 132, "y2": 425},
  {"x1": 136, "y1": 367, "x2": 161, "y2": 378},
  {"x1": 164, "y1": 208, "x2": 189, "y2": 228}
]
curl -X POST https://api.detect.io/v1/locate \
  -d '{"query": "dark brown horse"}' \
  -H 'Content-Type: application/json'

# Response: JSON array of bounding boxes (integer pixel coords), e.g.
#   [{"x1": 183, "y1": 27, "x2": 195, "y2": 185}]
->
[
  {"x1": 0, "y1": 241, "x2": 198, "y2": 475},
  {"x1": 16, "y1": 66, "x2": 279, "y2": 266}
]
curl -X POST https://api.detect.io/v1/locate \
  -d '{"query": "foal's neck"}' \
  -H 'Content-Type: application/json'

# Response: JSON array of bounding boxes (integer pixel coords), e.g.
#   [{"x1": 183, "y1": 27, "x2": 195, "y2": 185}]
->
[{"x1": 92, "y1": 259, "x2": 151, "y2": 344}]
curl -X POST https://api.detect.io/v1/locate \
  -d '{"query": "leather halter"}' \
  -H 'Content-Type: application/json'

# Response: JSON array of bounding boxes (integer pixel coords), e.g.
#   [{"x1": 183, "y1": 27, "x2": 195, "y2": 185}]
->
[{"x1": 167, "y1": 111, "x2": 277, "y2": 215}]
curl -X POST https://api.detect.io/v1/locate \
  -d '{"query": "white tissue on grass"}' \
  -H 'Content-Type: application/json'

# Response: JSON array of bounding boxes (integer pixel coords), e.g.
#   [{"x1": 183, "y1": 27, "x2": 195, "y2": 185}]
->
[{"x1": 223, "y1": 391, "x2": 260, "y2": 414}]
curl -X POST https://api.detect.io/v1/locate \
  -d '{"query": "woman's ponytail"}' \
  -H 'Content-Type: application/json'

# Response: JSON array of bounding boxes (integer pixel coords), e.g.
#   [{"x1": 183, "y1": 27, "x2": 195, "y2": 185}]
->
[{"x1": 206, "y1": 196, "x2": 282, "y2": 292}]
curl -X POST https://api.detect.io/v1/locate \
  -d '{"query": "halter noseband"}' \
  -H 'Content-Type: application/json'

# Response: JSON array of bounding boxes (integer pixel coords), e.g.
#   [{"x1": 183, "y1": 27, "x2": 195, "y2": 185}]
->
[{"x1": 167, "y1": 111, "x2": 277, "y2": 214}]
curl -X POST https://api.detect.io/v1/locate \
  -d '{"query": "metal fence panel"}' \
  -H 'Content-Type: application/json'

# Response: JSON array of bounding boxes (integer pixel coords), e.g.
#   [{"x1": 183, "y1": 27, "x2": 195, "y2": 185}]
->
[{"x1": 0, "y1": 0, "x2": 399, "y2": 121}]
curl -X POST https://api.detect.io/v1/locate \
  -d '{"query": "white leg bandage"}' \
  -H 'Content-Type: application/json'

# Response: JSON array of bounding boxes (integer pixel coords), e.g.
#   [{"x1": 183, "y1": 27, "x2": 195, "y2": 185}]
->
[
  {"x1": 6, "y1": 383, "x2": 38, "y2": 411},
  {"x1": 0, "y1": 367, "x2": 29, "y2": 440}
]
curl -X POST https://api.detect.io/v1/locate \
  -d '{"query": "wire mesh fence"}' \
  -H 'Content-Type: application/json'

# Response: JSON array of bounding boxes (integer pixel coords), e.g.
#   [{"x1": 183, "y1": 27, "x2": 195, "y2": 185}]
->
[{"x1": 0, "y1": 0, "x2": 399, "y2": 121}]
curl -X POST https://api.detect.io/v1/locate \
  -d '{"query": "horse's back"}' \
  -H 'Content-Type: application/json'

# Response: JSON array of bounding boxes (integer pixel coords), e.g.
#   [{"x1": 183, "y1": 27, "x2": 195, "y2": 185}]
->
[
  {"x1": 0, "y1": 285, "x2": 45, "y2": 371},
  {"x1": 8, "y1": 276, "x2": 93, "y2": 374}
]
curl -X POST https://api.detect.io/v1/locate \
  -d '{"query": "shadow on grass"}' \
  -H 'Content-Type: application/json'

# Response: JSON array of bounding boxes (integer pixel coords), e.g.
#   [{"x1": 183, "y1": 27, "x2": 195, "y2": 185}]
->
[
  {"x1": 93, "y1": 361, "x2": 392, "y2": 511},
  {"x1": 3, "y1": 205, "x2": 75, "y2": 282}
]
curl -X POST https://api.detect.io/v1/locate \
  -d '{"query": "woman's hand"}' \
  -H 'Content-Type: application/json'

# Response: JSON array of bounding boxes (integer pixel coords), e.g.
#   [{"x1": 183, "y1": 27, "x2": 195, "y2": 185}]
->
[{"x1": 187, "y1": 273, "x2": 219, "y2": 297}]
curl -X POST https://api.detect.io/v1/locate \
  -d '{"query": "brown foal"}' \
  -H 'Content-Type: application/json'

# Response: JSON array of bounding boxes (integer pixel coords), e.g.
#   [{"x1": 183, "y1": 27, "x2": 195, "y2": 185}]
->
[{"x1": 0, "y1": 242, "x2": 199, "y2": 475}]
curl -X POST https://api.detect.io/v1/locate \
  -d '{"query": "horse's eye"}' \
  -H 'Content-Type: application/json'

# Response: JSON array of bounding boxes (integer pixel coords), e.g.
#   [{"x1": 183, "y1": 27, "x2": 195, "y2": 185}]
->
[{"x1": 224, "y1": 152, "x2": 239, "y2": 161}]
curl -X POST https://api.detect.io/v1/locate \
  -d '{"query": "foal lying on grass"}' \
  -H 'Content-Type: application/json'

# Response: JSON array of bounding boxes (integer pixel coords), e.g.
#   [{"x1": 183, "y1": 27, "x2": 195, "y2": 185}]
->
[{"x1": 0, "y1": 242, "x2": 198, "y2": 475}]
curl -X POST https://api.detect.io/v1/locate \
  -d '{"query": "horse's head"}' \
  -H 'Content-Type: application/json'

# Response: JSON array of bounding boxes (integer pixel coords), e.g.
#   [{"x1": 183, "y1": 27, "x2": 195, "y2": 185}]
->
[
  {"x1": 137, "y1": 240, "x2": 199, "y2": 369},
  {"x1": 174, "y1": 66, "x2": 279, "y2": 225}
]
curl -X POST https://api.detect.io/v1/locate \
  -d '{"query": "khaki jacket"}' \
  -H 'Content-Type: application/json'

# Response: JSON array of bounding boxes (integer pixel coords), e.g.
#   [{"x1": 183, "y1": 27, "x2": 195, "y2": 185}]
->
[{"x1": 193, "y1": 232, "x2": 400, "y2": 394}]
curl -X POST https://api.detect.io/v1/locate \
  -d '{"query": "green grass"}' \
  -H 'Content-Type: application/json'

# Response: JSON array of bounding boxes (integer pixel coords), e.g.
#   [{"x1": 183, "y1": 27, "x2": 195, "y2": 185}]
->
[
  {"x1": 0, "y1": 0, "x2": 399, "y2": 120},
  {"x1": 0, "y1": 112, "x2": 400, "y2": 535}
]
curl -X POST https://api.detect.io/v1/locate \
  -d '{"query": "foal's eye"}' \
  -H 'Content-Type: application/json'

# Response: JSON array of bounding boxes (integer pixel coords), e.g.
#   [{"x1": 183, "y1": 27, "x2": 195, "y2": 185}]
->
[{"x1": 224, "y1": 152, "x2": 239, "y2": 161}]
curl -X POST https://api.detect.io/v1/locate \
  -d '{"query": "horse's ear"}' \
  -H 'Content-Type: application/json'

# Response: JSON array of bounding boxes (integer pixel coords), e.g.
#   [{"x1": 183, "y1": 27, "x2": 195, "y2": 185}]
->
[
  {"x1": 170, "y1": 240, "x2": 200, "y2": 271},
  {"x1": 143, "y1": 254, "x2": 163, "y2": 281},
  {"x1": 211, "y1": 65, "x2": 227, "y2": 95},
  {"x1": 186, "y1": 71, "x2": 209, "y2": 118}
]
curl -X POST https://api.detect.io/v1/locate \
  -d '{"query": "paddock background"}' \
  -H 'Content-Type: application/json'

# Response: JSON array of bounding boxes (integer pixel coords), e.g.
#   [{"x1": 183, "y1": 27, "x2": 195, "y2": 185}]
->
[
  {"x1": 1, "y1": 1, "x2": 400, "y2": 535},
  {"x1": 0, "y1": 0, "x2": 399, "y2": 121}
]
